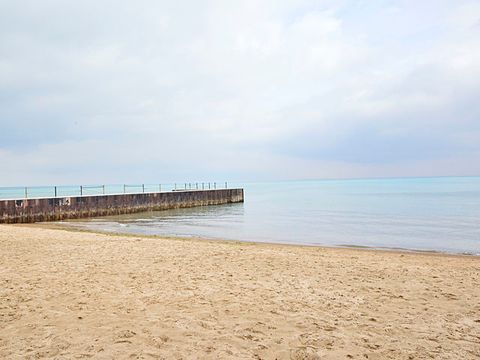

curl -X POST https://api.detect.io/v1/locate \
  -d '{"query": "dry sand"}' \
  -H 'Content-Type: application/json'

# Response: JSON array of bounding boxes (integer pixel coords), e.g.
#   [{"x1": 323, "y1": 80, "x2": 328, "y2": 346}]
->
[{"x1": 0, "y1": 224, "x2": 479, "y2": 359}]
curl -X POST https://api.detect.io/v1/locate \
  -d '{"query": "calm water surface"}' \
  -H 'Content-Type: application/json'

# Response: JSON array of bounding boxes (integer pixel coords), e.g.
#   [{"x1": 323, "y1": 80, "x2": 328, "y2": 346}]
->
[{"x1": 65, "y1": 177, "x2": 480, "y2": 255}]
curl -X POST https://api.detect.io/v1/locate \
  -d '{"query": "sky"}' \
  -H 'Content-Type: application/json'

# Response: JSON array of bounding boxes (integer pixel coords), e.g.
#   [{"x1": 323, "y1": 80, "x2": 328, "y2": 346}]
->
[{"x1": 1, "y1": 0, "x2": 480, "y2": 186}]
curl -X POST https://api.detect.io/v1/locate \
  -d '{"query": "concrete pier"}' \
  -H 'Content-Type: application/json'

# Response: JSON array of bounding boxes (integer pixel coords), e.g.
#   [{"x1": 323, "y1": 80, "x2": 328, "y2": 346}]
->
[{"x1": 0, "y1": 189, "x2": 244, "y2": 224}]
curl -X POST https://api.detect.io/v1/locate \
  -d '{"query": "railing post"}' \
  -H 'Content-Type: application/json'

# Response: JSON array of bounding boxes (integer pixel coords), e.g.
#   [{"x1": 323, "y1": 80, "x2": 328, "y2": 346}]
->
[
  {"x1": 225, "y1": 181, "x2": 227, "y2": 189},
  {"x1": 80, "y1": 185, "x2": 83, "y2": 196},
  {"x1": 196, "y1": 183, "x2": 198, "y2": 190},
  {"x1": 202, "y1": 182, "x2": 204, "y2": 190},
  {"x1": 25, "y1": 187, "x2": 28, "y2": 199},
  {"x1": 214, "y1": 182, "x2": 216, "y2": 189},
  {"x1": 208, "y1": 182, "x2": 211, "y2": 190},
  {"x1": 142, "y1": 184, "x2": 145, "y2": 193},
  {"x1": 102, "y1": 185, "x2": 105, "y2": 195},
  {"x1": 54, "y1": 186, "x2": 57, "y2": 198},
  {"x1": 184, "y1": 183, "x2": 187, "y2": 190},
  {"x1": 123, "y1": 184, "x2": 126, "y2": 194}
]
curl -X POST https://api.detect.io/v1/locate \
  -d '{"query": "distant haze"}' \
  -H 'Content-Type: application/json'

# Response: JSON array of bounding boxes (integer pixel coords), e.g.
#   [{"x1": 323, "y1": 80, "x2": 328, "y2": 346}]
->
[{"x1": 1, "y1": 1, "x2": 479, "y2": 185}]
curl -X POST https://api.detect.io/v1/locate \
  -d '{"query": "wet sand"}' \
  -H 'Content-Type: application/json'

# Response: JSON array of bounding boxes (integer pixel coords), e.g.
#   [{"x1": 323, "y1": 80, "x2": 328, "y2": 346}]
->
[{"x1": 0, "y1": 224, "x2": 479, "y2": 359}]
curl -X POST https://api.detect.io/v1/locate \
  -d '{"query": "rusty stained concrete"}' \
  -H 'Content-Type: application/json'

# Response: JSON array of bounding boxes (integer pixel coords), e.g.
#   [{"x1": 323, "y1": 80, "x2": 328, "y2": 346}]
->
[{"x1": 0, "y1": 189, "x2": 244, "y2": 224}]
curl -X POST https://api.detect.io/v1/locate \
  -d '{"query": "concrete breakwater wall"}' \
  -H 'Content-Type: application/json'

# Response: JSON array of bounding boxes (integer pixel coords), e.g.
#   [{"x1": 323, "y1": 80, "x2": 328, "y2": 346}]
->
[{"x1": 0, "y1": 189, "x2": 244, "y2": 224}]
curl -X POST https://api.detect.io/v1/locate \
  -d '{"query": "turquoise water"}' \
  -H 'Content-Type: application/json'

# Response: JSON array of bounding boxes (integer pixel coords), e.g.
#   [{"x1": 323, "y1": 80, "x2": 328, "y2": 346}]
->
[{"x1": 65, "y1": 177, "x2": 480, "y2": 255}]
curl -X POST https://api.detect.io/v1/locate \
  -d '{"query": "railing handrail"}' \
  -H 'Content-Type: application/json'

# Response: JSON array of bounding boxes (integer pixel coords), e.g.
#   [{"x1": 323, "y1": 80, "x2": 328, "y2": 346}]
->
[{"x1": 0, "y1": 181, "x2": 230, "y2": 200}]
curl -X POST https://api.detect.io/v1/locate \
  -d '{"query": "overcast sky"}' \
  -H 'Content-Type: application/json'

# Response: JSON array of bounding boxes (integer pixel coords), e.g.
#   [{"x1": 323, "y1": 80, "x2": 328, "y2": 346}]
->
[{"x1": 1, "y1": 0, "x2": 480, "y2": 186}]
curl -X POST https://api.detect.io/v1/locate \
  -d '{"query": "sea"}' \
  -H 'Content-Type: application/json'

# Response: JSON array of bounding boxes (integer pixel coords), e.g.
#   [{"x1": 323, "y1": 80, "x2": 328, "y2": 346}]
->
[{"x1": 61, "y1": 177, "x2": 480, "y2": 255}]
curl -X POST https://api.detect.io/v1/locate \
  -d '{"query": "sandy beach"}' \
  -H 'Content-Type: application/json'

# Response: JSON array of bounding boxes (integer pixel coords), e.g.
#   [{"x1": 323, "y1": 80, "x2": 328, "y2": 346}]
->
[{"x1": 0, "y1": 225, "x2": 479, "y2": 359}]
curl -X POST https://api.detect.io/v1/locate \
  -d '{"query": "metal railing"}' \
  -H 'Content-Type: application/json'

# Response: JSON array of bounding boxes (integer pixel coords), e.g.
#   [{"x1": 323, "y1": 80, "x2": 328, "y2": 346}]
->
[{"x1": 0, "y1": 182, "x2": 230, "y2": 200}]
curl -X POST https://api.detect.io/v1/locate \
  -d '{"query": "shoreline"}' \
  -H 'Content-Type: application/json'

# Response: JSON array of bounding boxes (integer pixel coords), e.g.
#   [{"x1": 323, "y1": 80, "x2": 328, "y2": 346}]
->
[
  {"x1": 1, "y1": 224, "x2": 479, "y2": 359},
  {"x1": 26, "y1": 222, "x2": 480, "y2": 258}
]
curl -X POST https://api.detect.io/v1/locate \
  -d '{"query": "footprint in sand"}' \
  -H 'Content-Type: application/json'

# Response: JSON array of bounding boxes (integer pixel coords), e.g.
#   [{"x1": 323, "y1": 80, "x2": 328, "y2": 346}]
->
[
  {"x1": 114, "y1": 330, "x2": 136, "y2": 344},
  {"x1": 290, "y1": 347, "x2": 322, "y2": 360}
]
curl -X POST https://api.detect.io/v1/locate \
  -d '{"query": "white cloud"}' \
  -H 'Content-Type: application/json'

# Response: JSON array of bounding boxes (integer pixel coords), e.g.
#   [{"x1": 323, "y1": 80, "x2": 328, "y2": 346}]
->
[{"x1": 0, "y1": 0, "x2": 479, "y2": 185}]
